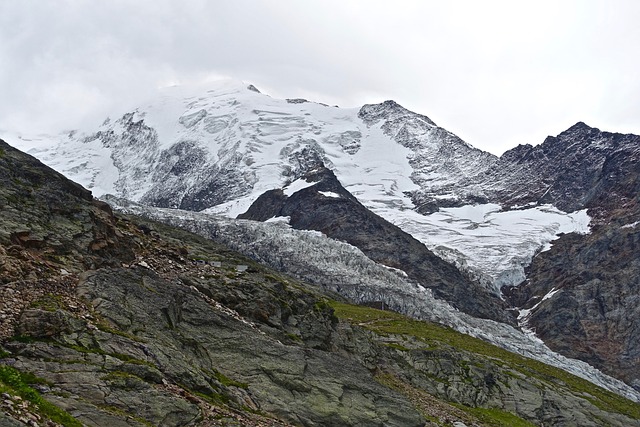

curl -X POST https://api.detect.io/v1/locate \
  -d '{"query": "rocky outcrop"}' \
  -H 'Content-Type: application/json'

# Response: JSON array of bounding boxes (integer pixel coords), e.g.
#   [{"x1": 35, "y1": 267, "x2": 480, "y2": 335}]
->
[
  {"x1": 501, "y1": 124, "x2": 640, "y2": 392},
  {"x1": 239, "y1": 166, "x2": 513, "y2": 325},
  {"x1": 479, "y1": 122, "x2": 640, "y2": 216},
  {"x1": 0, "y1": 139, "x2": 136, "y2": 273}
]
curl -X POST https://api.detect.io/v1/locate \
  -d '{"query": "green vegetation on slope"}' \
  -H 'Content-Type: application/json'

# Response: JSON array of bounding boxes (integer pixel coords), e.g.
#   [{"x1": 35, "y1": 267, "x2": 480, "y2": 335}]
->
[
  {"x1": 0, "y1": 364, "x2": 83, "y2": 427},
  {"x1": 330, "y1": 301, "x2": 640, "y2": 420}
]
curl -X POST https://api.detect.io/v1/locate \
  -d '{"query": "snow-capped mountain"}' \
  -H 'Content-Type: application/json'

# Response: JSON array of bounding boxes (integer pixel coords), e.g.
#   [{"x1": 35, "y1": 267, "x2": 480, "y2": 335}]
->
[
  {"x1": 8, "y1": 79, "x2": 639, "y2": 393},
  {"x1": 10, "y1": 80, "x2": 589, "y2": 294}
]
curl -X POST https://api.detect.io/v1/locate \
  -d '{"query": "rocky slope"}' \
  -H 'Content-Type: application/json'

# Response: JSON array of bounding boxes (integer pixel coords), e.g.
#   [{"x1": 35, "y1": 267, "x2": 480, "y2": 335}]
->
[
  {"x1": 107, "y1": 196, "x2": 639, "y2": 403},
  {"x1": 476, "y1": 122, "x2": 640, "y2": 216},
  {"x1": 2, "y1": 140, "x2": 640, "y2": 426},
  {"x1": 511, "y1": 222, "x2": 640, "y2": 392}
]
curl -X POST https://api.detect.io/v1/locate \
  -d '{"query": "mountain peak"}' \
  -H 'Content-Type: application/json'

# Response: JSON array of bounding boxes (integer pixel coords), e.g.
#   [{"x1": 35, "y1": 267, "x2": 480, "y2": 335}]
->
[
  {"x1": 569, "y1": 121, "x2": 591, "y2": 130},
  {"x1": 557, "y1": 121, "x2": 601, "y2": 139},
  {"x1": 358, "y1": 100, "x2": 436, "y2": 126}
]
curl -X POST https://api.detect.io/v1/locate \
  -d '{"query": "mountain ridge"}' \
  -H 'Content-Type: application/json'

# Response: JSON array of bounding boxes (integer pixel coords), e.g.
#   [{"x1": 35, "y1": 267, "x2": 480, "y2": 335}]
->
[{"x1": 8, "y1": 81, "x2": 590, "y2": 295}]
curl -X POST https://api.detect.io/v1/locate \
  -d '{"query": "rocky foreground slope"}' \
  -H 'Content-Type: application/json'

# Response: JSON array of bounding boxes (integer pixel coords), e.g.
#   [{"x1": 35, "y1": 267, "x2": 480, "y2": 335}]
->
[{"x1": 2, "y1": 140, "x2": 640, "y2": 427}]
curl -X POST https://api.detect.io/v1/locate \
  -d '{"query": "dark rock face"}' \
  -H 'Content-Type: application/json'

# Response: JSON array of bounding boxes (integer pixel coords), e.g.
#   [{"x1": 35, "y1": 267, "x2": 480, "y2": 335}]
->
[
  {"x1": 505, "y1": 219, "x2": 640, "y2": 392},
  {"x1": 141, "y1": 139, "x2": 254, "y2": 211},
  {"x1": 500, "y1": 124, "x2": 640, "y2": 392},
  {"x1": 85, "y1": 112, "x2": 161, "y2": 199},
  {"x1": 239, "y1": 167, "x2": 514, "y2": 325},
  {"x1": 84, "y1": 112, "x2": 256, "y2": 211},
  {"x1": 480, "y1": 122, "x2": 640, "y2": 216},
  {"x1": 0, "y1": 139, "x2": 136, "y2": 277},
  {"x1": 358, "y1": 100, "x2": 436, "y2": 128}
]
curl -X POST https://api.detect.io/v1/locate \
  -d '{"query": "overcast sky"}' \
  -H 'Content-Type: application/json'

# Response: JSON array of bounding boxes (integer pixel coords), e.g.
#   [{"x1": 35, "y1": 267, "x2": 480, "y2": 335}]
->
[{"x1": 1, "y1": 0, "x2": 638, "y2": 155}]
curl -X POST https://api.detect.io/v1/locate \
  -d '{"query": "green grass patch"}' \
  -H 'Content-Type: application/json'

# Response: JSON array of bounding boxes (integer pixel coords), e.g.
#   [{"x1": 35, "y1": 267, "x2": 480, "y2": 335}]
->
[
  {"x1": 11, "y1": 333, "x2": 152, "y2": 367},
  {"x1": 100, "y1": 370, "x2": 150, "y2": 391},
  {"x1": 94, "y1": 319, "x2": 145, "y2": 342},
  {"x1": 286, "y1": 332, "x2": 302, "y2": 343},
  {"x1": 29, "y1": 294, "x2": 67, "y2": 312},
  {"x1": 190, "y1": 388, "x2": 231, "y2": 406},
  {"x1": 313, "y1": 299, "x2": 332, "y2": 313},
  {"x1": 4, "y1": 193, "x2": 22, "y2": 206},
  {"x1": 10, "y1": 335, "x2": 44, "y2": 344},
  {"x1": 212, "y1": 369, "x2": 248, "y2": 389},
  {"x1": 385, "y1": 342, "x2": 411, "y2": 352},
  {"x1": 329, "y1": 301, "x2": 640, "y2": 419},
  {"x1": 459, "y1": 406, "x2": 537, "y2": 427},
  {"x1": 0, "y1": 364, "x2": 82, "y2": 427},
  {"x1": 64, "y1": 343, "x2": 154, "y2": 367},
  {"x1": 15, "y1": 338, "x2": 155, "y2": 368}
]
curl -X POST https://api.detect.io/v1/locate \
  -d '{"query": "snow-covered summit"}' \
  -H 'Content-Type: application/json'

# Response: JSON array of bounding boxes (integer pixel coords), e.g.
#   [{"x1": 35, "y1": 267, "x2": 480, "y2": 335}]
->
[
  {"x1": 6, "y1": 79, "x2": 590, "y2": 294},
  {"x1": 358, "y1": 99, "x2": 436, "y2": 127}
]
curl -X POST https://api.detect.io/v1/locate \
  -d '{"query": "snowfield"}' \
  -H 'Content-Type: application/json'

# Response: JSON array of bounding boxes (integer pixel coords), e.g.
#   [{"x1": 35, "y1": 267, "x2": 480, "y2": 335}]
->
[{"x1": 375, "y1": 203, "x2": 590, "y2": 295}]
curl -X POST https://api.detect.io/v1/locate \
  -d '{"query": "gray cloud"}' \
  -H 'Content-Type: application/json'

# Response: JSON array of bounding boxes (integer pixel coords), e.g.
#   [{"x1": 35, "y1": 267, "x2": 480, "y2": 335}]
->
[{"x1": 1, "y1": 0, "x2": 638, "y2": 154}]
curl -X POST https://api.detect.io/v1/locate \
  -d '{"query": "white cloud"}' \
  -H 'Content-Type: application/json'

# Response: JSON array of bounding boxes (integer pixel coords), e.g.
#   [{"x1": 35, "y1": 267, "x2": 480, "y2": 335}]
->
[{"x1": 1, "y1": 0, "x2": 638, "y2": 154}]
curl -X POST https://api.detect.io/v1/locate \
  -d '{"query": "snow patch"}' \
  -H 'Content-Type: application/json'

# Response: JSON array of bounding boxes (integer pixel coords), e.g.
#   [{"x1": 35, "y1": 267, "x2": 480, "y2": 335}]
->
[
  {"x1": 380, "y1": 264, "x2": 409, "y2": 277},
  {"x1": 318, "y1": 191, "x2": 341, "y2": 199},
  {"x1": 265, "y1": 216, "x2": 291, "y2": 224},
  {"x1": 283, "y1": 179, "x2": 316, "y2": 196},
  {"x1": 518, "y1": 288, "x2": 562, "y2": 322},
  {"x1": 203, "y1": 194, "x2": 261, "y2": 218}
]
